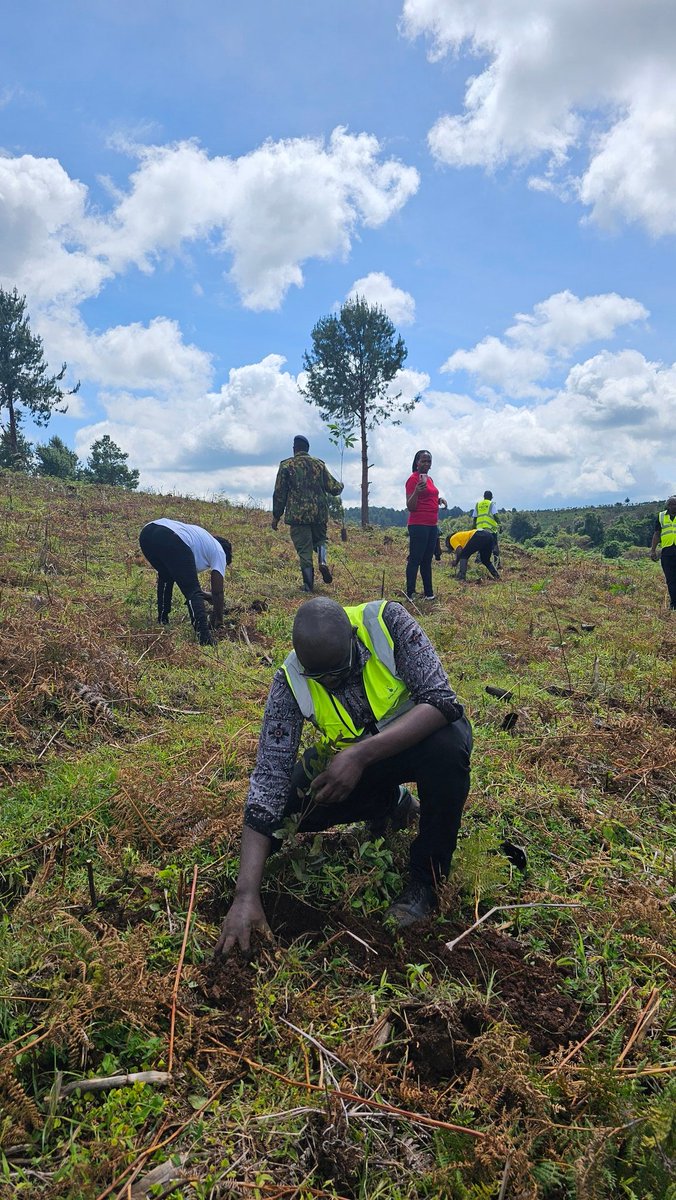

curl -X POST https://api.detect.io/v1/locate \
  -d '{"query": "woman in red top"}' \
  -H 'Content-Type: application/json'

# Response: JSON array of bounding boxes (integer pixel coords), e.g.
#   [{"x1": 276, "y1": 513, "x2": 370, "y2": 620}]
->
[{"x1": 405, "y1": 449, "x2": 447, "y2": 600}]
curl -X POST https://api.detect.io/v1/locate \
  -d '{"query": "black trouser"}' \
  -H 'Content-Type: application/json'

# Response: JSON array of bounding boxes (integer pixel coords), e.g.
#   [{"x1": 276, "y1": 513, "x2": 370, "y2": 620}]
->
[
  {"x1": 139, "y1": 523, "x2": 212, "y2": 643},
  {"x1": 279, "y1": 718, "x2": 473, "y2": 886},
  {"x1": 661, "y1": 549, "x2": 676, "y2": 609},
  {"x1": 458, "y1": 530, "x2": 499, "y2": 579},
  {"x1": 406, "y1": 524, "x2": 438, "y2": 597}
]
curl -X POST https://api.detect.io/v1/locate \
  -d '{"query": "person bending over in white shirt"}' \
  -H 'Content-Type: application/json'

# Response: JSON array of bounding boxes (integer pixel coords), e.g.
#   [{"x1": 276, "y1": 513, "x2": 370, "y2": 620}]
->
[{"x1": 139, "y1": 518, "x2": 232, "y2": 645}]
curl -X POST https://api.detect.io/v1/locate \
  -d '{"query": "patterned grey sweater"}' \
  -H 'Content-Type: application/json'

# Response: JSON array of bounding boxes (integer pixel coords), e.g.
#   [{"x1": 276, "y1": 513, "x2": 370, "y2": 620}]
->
[{"x1": 244, "y1": 602, "x2": 464, "y2": 838}]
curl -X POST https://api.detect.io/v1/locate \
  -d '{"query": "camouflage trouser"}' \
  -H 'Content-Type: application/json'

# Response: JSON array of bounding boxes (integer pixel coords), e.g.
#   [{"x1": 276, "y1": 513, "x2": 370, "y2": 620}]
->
[{"x1": 289, "y1": 521, "x2": 327, "y2": 570}]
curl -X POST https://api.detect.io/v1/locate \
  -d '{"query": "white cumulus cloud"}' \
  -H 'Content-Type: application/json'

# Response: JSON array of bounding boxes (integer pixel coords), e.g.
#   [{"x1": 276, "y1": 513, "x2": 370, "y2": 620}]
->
[
  {"x1": 1, "y1": 130, "x2": 419, "y2": 313},
  {"x1": 36, "y1": 311, "x2": 215, "y2": 399},
  {"x1": 347, "y1": 272, "x2": 416, "y2": 325},
  {"x1": 72, "y1": 339, "x2": 675, "y2": 509},
  {"x1": 74, "y1": 354, "x2": 324, "y2": 498},
  {"x1": 402, "y1": 0, "x2": 676, "y2": 234},
  {"x1": 442, "y1": 290, "x2": 647, "y2": 398}
]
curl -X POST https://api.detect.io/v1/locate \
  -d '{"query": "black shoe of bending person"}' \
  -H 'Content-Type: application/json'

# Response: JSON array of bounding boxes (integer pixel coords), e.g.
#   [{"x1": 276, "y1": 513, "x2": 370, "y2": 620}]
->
[
  {"x1": 367, "y1": 786, "x2": 419, "y2": 839},
  {"x1": 385, "y1": 881, "x2": 438, "y2": 929}
]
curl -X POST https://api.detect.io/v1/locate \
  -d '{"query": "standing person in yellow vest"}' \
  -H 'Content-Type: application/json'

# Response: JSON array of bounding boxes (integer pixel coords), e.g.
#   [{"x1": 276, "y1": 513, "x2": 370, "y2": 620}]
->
[
  {"x1": 215, "y1": 597, "x2": 472, "y2": 951},
  {"x1": 650, "y1": 495, "x2": 676, "y2": 609},
  {"x1": 472, "y1": 490, "x2": 501, "y2": 565}
]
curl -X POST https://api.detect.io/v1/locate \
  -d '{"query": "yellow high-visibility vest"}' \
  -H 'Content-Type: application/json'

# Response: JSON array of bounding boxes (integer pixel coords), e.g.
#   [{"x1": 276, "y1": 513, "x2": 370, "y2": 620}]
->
[
  {"x1": 475, "y1": 498, "x2": 498, "y2": 532},
  {"x1": 282, "y1": 600, "x2": 413, "y2": 749},
  {"x1": 449, "y1": 530, "x2": 475, "y2": 551},
  {"x1": 659, "y1": 511, "x2": 676, "y2": 548}
]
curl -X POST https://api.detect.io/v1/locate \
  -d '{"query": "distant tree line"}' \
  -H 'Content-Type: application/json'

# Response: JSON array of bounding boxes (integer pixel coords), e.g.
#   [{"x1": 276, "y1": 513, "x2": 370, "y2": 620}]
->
[
  {"x1": 341, "y1": 502, "x2": 657, "y2": 558},
  {"x1": 343, "y1": 505, "x2": 465, "y2": 527},
  {"x1": 505, "y1": 507, "x2": 656, "y2": 557}
]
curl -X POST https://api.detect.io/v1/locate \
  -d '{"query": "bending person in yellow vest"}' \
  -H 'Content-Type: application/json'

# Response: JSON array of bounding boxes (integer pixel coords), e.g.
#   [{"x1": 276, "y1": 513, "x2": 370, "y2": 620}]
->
[
  {"x1": 447, "y1": 529, "x2": 500, "y2": 581},
  {"x1": 650, "y1": 495, "x2": 676, "y2": 610},
  {"x1": 472, "y1": 490, "x2": 501, "y2": 566},
  {"x1": 216, "y1": 598, "x2": 472, "y2": 954}
]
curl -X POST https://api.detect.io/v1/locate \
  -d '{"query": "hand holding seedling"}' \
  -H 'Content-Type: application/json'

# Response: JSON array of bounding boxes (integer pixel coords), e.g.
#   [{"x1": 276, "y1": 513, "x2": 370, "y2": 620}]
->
[{"x1": 310, "y1": 746, "x2": 364, "y2": 805}]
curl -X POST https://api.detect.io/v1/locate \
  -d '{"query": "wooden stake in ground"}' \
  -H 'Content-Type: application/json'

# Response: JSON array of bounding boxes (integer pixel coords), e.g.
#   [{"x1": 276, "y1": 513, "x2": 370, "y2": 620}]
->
[{"x1": 59, "y1": 1071, "x2": 171, "y2": 1099}]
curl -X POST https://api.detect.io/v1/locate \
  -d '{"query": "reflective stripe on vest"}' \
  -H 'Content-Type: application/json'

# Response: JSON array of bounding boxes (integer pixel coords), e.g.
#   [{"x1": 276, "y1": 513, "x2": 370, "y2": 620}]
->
[
  {"x1": 659, "y1": 511, "x2": 676, "y2": 549},
  {"x1": 475, "y1": 498, "x2": 498, "y2": 532},
  {"x1": 282, "y1": 600, "x2": 414, "y2": 748}
]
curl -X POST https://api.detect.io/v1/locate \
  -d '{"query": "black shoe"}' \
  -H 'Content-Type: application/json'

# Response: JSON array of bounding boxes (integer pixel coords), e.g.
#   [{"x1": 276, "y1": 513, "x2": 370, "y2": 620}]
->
[
  {"x1": 385, "y1": 882, "x2": 437, "y2": 929},
  {"x1": 367, "y1": 786, "x2": 419, "y2": 839},
  {"x1": 301, "y1": 566, "x2": 315, "y2": 592},
  {"x1": 318, "y1": 562, "x2": 333, "y2": 584},
  {"x1": 158, "y1": 614, "x2": 169, "y2": 625}
]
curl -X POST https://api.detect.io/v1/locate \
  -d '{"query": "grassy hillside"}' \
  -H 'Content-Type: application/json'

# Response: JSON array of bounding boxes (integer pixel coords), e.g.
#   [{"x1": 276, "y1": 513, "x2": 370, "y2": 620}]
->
[{"x1": 1, "y1": 470, "x2": 674, "y2": 1200}]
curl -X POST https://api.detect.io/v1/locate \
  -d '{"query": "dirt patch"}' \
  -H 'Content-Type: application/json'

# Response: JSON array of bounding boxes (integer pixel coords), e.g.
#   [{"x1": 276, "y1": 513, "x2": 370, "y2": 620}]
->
[
  {"x1": 423, "y1": 921, "x2": 586, "y2": 1055},
  {"x1": 202, "y1": 889, "x2": 585, "y2": 1056},
  {"x1": 265, "y1": 892, "x2": 403, "y2": 973},
  {"x1": 393, "y1": 999, "x2": 489, "y2": 1083},
  {"x1": 197, "y1": 956, "x2": 257, "y2": 1040},
  {"x1": 266, "y1": 891, "x2": 333, "y2": 942}
]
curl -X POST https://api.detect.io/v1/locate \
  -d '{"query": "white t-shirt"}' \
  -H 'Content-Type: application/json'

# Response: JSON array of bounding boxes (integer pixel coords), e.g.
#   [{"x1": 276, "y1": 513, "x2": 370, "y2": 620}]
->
[{"x1": 150, "y1": 519, "x2": 226, "y2": 575}]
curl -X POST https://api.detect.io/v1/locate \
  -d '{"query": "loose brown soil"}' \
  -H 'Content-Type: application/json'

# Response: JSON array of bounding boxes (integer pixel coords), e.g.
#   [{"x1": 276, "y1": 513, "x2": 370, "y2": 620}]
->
[{"x1": 203, "y1": 888, "x2": 586, "y2": 1078}]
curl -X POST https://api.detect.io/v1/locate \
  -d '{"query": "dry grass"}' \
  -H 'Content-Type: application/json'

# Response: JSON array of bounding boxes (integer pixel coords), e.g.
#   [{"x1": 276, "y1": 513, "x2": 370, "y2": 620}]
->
[{"x1": 0, "y1": 469, "x2": 674, "y2": 1200}]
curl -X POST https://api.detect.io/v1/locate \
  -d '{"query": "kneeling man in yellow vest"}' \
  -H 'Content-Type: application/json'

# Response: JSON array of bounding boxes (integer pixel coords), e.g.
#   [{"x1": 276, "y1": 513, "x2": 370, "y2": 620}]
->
[
  {"x1": 216, "y1": 598, "x2": 472, "y2": 953},
  {"x1": 447, "y1": 529, "x2": 500, "y2": 581}
]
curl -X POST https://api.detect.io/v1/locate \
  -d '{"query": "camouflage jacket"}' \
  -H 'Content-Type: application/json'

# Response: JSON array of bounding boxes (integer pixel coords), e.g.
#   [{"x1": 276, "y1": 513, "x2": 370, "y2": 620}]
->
[{"x1": 272, "y1": 453, "x2": 343, "y2": 525}]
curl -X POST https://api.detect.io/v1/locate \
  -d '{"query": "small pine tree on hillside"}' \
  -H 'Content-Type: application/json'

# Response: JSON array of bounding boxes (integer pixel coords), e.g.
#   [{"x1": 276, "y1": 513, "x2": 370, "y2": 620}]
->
[
  {"x1": 35, "y1": 435, "x2": 81, "y2": 480},
  {"x1": 83, "y1": 435, "x2": 139, "y2": 489}
]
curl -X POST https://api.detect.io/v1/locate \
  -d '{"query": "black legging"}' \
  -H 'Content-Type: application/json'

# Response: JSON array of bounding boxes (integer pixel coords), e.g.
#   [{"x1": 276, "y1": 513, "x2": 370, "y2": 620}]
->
[
  {"x1": 139, "y1": 523, "x2": 212, "y2": 642},
  {"x1": 406, "y1": 524, "x2": 438, "y2": 597}
]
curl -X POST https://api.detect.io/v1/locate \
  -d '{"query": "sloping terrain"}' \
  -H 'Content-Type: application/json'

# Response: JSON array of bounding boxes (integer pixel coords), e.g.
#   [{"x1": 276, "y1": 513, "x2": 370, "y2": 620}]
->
[{"x1": 0, "y1": 471, "x2": 674, "y2": 1200}]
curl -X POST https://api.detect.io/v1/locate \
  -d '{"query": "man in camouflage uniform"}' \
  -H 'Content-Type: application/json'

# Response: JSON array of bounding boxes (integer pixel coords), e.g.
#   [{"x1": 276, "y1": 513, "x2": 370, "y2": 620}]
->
[{"x1": 271, "y1": 435, "x2": 344, "y2": 591}]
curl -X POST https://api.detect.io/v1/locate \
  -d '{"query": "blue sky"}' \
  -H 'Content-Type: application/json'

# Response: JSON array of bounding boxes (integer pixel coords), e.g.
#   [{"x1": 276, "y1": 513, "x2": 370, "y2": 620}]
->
[{"x1": 2, "y1": 0, "x2": 675, "y2": 510}]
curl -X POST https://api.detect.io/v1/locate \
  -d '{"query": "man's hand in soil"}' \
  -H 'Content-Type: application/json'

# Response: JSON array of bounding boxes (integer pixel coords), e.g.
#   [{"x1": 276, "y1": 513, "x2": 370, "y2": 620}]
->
[
  {"x1": 215, "y1": 826, "x2": 274, "y2": 957},
  {"x1": 310, "y1": 746, "x2": 364, "y2": 806},
  {"x1": 215, "y1": 893, "x2": 272, "y2": 957}
]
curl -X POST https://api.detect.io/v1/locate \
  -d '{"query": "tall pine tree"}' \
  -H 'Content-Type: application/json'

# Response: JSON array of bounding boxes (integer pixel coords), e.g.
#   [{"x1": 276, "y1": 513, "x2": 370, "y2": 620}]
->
[{"x1": 301, "y1": 297, "x2": 417, "y2": 526}]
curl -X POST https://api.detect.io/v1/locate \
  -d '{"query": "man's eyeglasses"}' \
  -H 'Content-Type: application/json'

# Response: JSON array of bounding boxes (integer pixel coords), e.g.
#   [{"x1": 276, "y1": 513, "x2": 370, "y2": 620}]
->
[{"x1": 298, "y1": 633, "x2": 355, "y2": 683}]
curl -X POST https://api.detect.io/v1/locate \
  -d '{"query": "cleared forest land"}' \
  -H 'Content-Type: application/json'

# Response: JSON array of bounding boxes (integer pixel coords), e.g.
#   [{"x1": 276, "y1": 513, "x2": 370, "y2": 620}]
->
[{"x1": 1, "y1": 471, "x2": 674, "y2": 1200}]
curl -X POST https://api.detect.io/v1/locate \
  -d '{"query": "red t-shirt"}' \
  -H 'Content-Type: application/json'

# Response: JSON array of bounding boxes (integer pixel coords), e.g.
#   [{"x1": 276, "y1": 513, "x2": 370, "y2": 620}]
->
[{"x1": 406, "y1": 473, "x2": 439, "y2": 526}]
